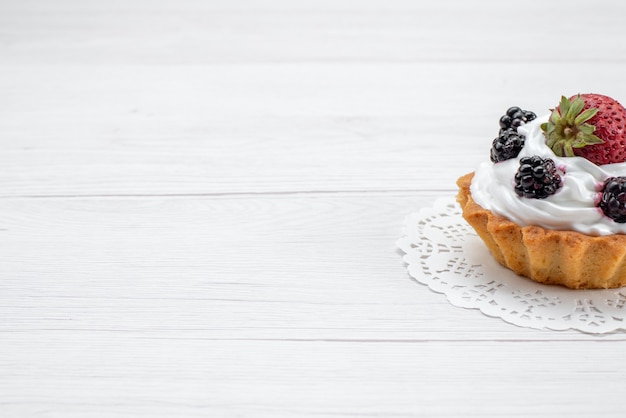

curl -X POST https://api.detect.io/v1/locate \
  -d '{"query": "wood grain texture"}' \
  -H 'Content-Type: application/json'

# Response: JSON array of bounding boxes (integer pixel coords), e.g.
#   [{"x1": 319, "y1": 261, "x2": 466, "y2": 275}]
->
[
  {"x1": 4, "y1": 63, "x2": 626, "y2": 197},
  {"x1": 3, "y1": 0, "x2": 626, "y2": 416},
  {"x1": 3, "y1": 193, "x2": 626, "y2": 417},
  {"x1": 2, "y1": 0, "x2": 625, "y2": 65}
]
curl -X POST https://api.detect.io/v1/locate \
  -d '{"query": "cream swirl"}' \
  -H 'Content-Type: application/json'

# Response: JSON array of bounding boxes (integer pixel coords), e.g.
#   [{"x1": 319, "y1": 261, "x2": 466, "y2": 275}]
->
[{"x1": 470, "y1": 115, "x2": 626, "y2": 236}]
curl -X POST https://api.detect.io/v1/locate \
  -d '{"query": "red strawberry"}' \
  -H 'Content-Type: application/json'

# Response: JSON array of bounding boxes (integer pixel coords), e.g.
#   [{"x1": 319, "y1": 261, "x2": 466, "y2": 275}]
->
[{"x1": 541, "y1": 94, "x2": 626, "y2": 165}]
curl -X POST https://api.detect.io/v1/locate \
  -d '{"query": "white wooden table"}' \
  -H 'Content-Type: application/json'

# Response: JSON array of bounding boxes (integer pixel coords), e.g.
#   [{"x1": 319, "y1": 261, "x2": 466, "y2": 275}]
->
[{"x1": 3, "y1": 1, "x2": 626, "y2": 416}]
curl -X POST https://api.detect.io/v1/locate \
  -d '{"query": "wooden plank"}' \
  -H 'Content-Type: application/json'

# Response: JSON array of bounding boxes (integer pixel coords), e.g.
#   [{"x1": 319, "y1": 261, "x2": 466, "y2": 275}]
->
[
  {"x1": 1, "y1": 0, "x2": 625, "y2": 65},
  {"x1": 2, "y1": 336, "x2": 626, "y2": 416},
  {"x1": 0, "y1": 192, "x2": 619, "y2": 340},
  {"x1": 3, "y1": 63, "x2": 626, "y2": 197}
]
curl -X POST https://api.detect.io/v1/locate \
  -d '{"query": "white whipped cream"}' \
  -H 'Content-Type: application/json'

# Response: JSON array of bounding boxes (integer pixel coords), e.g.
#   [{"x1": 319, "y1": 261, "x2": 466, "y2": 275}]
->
[{"x1": 470, "y1": 115, "x2": 626, "y2": 236}]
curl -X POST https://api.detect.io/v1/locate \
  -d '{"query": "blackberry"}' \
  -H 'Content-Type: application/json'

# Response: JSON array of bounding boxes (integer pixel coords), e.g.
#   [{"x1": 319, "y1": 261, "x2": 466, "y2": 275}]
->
[
  {"x1": 514, "y1": 156, "x2": 561, "y2": 199},
  {"x1": 599, "y1": 177, "x2": 626, "y2": 223},
  {"x1": 499, "y1": 106, "x2": 537, "y2": 133},
  {"x1": 490, "y1": 128, "x2": 525, "y2": 163}
]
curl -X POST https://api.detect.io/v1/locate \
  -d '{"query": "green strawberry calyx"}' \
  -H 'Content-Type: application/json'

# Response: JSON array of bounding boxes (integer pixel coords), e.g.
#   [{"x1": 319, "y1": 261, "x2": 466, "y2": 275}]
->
[{"x1": 540, "y1": 95, "x2": 604, "y2": 157}]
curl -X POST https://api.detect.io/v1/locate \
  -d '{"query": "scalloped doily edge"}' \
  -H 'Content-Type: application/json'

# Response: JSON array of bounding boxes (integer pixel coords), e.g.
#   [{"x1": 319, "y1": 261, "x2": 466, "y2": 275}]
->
[{"x1": 397, "y1": 197, "x2": 626, "y2": 334}]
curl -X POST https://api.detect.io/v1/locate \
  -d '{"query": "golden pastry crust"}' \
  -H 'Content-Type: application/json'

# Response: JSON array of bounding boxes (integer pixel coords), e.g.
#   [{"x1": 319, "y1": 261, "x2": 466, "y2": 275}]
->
[{"x1": 457, "y1": 172, "x2": 626, "y2": 289}]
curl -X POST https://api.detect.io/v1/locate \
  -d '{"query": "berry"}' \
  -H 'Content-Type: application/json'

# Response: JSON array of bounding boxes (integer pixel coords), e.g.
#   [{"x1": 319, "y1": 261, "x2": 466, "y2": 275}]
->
[
  {"x1": 541, "y1": 94, "x2": 626, "y2": 165},
  {"x1": 499, "y1": 106, "x2": 537, "y2": 133},
  {"x1": 514, "y1": 156, "x2": 562, "y2": 199},
  {"x1": 599, "y1": 177, "x2": 626, "y2": 222},
  {"x1": 490, "y1": 128, "x2": 525, "y2": 162}
]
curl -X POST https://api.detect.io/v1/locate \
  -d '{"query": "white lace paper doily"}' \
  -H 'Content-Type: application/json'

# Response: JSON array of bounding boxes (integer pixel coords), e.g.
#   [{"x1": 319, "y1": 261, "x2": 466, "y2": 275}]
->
[{"x1": 397, "y1": 197, "x2": 626, "y2": 333}]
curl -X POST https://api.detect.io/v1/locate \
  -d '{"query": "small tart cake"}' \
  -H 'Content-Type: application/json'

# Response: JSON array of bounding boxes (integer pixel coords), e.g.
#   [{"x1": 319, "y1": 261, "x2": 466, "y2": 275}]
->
[
  {"x1": 457, "y1": 172, "x2": 626, "y2": 289},
  {"x1": 459, "y1": 96, "x2": 626, "y2": 289}
]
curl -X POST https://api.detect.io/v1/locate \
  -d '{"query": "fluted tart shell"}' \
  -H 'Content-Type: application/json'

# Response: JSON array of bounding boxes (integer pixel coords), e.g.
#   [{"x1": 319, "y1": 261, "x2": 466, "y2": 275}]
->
[{"x1": 457, "y1": 172, "x2": 626, "y2": 289}]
